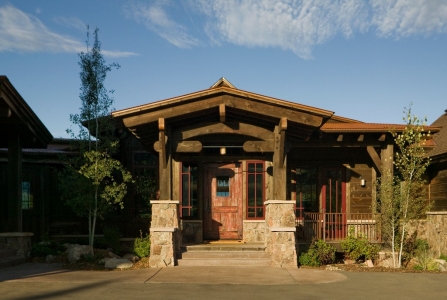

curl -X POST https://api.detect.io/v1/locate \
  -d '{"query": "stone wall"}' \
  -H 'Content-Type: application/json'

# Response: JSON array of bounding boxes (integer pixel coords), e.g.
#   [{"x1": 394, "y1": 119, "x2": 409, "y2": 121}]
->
[
  {"x1": 0, "y1": 232, "x2": 33, "y2": 258},
  {"x1": 408, "y1": 212, "x2": 447, "y2": 257},
  {"x1": 181, "y1": 220, "x2": 203, "y2": 243},
  {"x1": 243, "y1": 221, "x2": 265, "y2": 243},
  {"x1": 264, "y1": 200, "x2": 297, "y2": 268},
  {"x1": 149, "y1": 201, "x2": 180, "y2": 268}
]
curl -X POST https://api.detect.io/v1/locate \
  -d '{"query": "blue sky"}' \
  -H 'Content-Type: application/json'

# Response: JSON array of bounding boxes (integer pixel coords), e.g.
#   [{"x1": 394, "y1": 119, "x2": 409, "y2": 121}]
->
[{"x1": 1, "y1": 0, "x2": 447, "y2": 138}]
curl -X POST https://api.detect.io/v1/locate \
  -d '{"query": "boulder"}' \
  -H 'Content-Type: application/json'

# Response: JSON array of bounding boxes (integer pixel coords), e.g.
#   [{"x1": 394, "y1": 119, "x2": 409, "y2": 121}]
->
[
  {"x1": 65, "y1": 244, "x2": 94, "y2": 263},
  {"x1": 104, "y1": 258, "x2": 133, "y2": 269},
  {"x1": 45, "y1": 255, "x2": 55, "y2": 263},
  {"x1": 108, "y1": 252, "x2": 121, "y2": 258},
  {"x1": 122, "y1": 253, "x2": 140, "y2": 263}
]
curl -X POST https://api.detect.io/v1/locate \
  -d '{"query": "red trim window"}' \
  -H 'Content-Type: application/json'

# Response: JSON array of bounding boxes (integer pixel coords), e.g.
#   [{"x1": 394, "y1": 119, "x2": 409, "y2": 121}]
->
[
  {"x1": 246, "y1": 161, "x2": 265, "y2": 219},
  {"x1": 180, "y1": 163, "x2": 198, "y2": 219}
]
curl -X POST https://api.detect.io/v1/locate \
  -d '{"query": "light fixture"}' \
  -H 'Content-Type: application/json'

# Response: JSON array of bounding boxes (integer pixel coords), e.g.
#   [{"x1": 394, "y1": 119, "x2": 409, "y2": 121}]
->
[
  {"x1": 360, "y1": 177, "x2": 366, "y2": 187},
  {"x1": 220, "y1": 147, "x2": 226, "y2": 155}
]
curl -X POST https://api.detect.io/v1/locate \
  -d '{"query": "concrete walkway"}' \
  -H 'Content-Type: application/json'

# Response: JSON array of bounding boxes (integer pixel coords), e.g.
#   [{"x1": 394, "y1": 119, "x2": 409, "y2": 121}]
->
[{"x1": 0, "y1": 263, "x2": 445, "y2": 300}]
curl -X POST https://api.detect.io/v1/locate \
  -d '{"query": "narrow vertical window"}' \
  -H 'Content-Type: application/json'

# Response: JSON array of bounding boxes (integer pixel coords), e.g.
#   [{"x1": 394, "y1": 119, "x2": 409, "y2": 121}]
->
[
  {"x1": 133, "y1": 152, "x2": 158, "y2": 218},
  {"x1": 181, "y1": 163, "x2": 198, "y2": 218},
  {"x1": 247, "y1": 162, "x2": 264, "y2": 219},
  {"x1": 22, "y1": 181, "x2": 33, "y2": 210}
]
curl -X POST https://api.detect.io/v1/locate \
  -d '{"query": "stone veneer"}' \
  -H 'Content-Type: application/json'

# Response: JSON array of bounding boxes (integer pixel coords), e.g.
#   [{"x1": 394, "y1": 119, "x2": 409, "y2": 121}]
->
[
  {"x1": 264, "y1": 200, "x2": 297, "y2": 268},
  {"x1": 149, "y1": 201, "x2": 180, "y2": 268},
  {"x1": 243, "y1": 221, "x2": 265, "y2": 243},
  {"x1": 180, "y1": 220, "x2": 203, "y2": 243},
  {"x1": 408, "y1": 212, "x2": 447, "y2": 257},
  {"x1": 0, "y1": 232, "x2": 33, "y2": 258}
]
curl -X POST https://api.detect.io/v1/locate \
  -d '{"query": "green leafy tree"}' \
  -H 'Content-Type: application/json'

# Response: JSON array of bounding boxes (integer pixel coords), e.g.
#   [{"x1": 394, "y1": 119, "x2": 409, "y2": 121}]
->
[
  {"x1": 376, "y1": 104, "x2": 431, "y2": 268},
  {"x1": 60, "y1": 27, "x2": 132, "y2": 247}
]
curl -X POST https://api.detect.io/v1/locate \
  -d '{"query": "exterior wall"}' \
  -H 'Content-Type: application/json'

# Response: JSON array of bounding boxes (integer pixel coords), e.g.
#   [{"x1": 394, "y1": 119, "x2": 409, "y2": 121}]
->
[
  {"x1": 347, "y1": 163, "x2": 374, "y2": 213},
  {"x1": 243, "y1": 220, "x2": 265, "y2": 243},
  {"x1": 408, "y1": 212, "x2": 447, "y2": 257},
  {"x1": 429, "y1": 162, "x2": 447, "y2": 211}
]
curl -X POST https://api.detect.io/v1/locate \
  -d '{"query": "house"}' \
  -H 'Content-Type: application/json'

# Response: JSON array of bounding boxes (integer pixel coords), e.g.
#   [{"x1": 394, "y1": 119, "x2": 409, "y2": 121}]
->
[{"x1": 1, "y1": 75, "x2": 446, "y2": 266}]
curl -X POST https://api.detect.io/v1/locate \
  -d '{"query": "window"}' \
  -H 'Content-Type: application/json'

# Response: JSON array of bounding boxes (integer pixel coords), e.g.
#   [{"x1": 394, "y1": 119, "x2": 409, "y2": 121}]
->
[
  {"x1": 216, "y1": 176, "x2": 230, "y2": 197},
  {"x1": 133, "y1": 152, "x2": 158, "y2": 218},
  {"x1": 22, "y1": 181, "x2": 33, "y2": 210},
  {"x1": 293, "y1": 168, "x2": 318, "y2": 219},
  {"x1": 247, "y1": 162, "x2": 264, "y2": 219},
  {"x1": 181, "y1": 163, "x2": 198, "y2": 218}
]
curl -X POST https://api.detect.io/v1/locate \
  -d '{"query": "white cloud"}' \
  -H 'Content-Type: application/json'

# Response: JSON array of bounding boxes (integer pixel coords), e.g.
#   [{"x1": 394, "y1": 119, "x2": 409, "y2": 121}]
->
[
  {"x1": 371, "y1": 0, "x2": 447, "y2": 37},
  {"x1": 123, "y1": 0, "x2": 200, "y2": 48},
  {"x1": 0, "y1": 5, "x2": 137, "y2": 57},
  {"x1": 53, "y1": 16, "x2": 87, "y2": 32},
  {"x1": 183, "y1": 0, "x2": 447, "y2": 59}
]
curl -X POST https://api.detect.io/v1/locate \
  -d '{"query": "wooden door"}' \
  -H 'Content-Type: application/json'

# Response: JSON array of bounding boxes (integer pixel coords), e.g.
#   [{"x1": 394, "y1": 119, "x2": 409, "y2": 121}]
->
[
  {"x1": 322, "y1": 168, "x2": 347, "y2": 240},
  {"x1": 203, "y1": 163, "x2": 242, "y2": 240}
]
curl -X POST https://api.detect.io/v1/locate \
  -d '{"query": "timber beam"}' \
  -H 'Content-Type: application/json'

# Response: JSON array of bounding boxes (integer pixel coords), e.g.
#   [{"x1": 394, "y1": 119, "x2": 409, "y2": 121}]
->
[
  {"x1": 158, "y1": 118, "x2": 166, "y2": 168},
  {"x1": 155, "y1": 140, "x2": 202, "y2": 153},
  {"x1": 0, "y1": 107, "x2": 11, "y2": 117},
  {"x1": 243, "y1": 140, "x2": 275, "y2": 152},
  {"x1": 219, "y1": 104, "x2": 226, "y2": 123}
]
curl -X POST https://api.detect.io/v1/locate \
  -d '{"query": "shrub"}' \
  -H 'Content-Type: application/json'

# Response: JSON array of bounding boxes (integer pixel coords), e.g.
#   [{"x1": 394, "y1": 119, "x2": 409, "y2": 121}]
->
[
  {"x1": 298, "y1": 239, "x2": 336, "y2": 267},
  {"x1": 31, "y1": 241, "x2": 66, "y2": 257},
  {"x1": 133, "y1": 231, "x2": 151, "y2": 258},
  {"x1": 341, "y1": 228, "x2": 381, "y2": 262},
  {"x1": 439, "y1": 253, "x2": 447, "y2": 261}
]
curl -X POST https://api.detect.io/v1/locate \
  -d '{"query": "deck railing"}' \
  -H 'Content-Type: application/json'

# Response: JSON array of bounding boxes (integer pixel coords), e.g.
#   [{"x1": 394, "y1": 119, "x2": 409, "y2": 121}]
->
[{"x1": 295, "y1": 213, "x2": 381, "y2": 242}]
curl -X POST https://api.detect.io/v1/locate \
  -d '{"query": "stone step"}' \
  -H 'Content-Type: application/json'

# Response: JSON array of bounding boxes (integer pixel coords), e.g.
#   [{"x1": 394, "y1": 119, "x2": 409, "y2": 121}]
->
[
  {"x1": 182, "y1": 243, "x2": 265, "y2": 252},
  {"x1": 181, "y1": 250, "x2": 269, "y2": 259},
  {"x1": 177, "y1": 257, "x2": 271, "y2": 266}
]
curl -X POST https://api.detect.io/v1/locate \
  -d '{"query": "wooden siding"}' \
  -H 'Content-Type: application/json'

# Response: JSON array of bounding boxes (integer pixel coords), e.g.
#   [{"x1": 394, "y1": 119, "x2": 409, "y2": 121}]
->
[{"x1": 429, "y1": 162, "x2": 447, "y2": 211}]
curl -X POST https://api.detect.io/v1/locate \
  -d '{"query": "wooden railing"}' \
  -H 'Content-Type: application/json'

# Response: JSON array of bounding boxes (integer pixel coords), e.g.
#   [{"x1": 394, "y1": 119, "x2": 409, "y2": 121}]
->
[{"x1": 295, "y1": 213, "x2": 381, "y2": 242}]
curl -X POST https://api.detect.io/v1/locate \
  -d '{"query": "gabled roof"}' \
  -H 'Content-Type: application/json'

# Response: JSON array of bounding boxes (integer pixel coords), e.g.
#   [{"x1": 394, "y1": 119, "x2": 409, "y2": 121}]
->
[
  {"x1": 210, "y1": 77, "x2": 236, "y2": 89},
  {"x1": 429, "y1": 109, "x2": 447, "y2": 158},
  {"x1": 0, "y1": 76, "x2": 53, "y2": 148}
]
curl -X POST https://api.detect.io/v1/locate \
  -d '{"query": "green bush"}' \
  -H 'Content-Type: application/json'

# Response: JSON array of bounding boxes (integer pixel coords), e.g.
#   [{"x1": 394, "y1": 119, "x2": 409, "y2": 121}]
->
[
  {"x1": 439, "y1": 253, "x2": 447, "y2": 261},
  {"x1": 298, "y1": 239, "x2": 336, "y2": 267},
  {"x1": 133, "y1": 231, "x2": 151, "y2": 258},
  {"x1": 341, "y1": 227, "x2": 381, "y2": 262},
  {"x1": 31, "y1": 241, "x2": 66, "y2": 257}
]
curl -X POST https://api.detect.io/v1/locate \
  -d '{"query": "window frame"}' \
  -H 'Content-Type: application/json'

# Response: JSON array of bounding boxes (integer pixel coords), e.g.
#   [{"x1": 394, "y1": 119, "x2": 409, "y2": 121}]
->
[
  {"x1": 180, "y1": 162, "x2": 199, "y2": 219},
  {"x1": 246, "y1": 161, "x2": 265, "y2": 220}
]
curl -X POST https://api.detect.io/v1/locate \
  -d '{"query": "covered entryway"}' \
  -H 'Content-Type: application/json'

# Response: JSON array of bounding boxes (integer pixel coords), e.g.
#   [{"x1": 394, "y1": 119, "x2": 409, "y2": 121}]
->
[{"x1": 203, "y1": 162, "x2": 242, "y2": 240}]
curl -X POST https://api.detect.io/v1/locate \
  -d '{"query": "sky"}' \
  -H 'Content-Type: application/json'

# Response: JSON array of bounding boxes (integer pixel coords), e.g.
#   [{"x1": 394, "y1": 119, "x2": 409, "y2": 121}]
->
[{"x1": 1, "y1": 0, "x2": 447, "y2": 138}]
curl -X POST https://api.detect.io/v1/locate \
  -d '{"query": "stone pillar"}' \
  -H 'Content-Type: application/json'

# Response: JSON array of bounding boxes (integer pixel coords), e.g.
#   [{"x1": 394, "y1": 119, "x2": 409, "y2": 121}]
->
[
  {"x1": 264, "y1": 200, "x2": 297, "y2": 268},
  {"x1": 149, "y1": 200, "x2": 180, "y2": 267}
]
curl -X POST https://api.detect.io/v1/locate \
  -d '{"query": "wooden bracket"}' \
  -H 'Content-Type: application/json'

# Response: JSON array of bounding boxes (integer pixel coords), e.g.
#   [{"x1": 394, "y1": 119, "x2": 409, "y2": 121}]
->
[
  {"x1": 357, "y1": 134, "x2": 364, "y2": 142},
  {"x1": 367, "y1": 146, "x2": 382, "y2": 173},
  {"x1": 219, "y1": 104, "x2": 226, "y2": 123},
  {"x1": 337, "y1": 134, "x2": 343, "y2": 142},
  {"x1": 278, "y1": 118, "x2": 287, "y2": 167},
  {"x1": 378, "y1": 134, "x2": 386, "y2": 142},
  {"x1": 0, "y1": 108, "x2": 11, "y2": 117}
]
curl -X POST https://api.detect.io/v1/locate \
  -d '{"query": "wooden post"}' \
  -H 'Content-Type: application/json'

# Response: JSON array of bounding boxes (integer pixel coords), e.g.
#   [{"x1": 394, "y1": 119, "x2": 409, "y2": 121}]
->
[
  {"x1": 158, "y1": 119, "x2": 172, "y2": 200},
  {"x1": 273, "y1": 119, "x2": 287, "y2": 200},
  {"x1": 7, "y1": 132, "x2": 22, "y2": 232},
  {"x1": 381, "y1": 143, "x2": 394, "y2": 175}
]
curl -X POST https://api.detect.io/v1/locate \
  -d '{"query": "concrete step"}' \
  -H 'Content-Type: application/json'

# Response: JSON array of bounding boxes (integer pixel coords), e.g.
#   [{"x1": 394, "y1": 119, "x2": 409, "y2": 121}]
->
[
  {"x1": 177, "y1": 257, "x2": 271, "y2": 266},
  {"x1": 177, "y1": 243, "x2": 270, "y2": 266},
  {"x1": 181, "y1": 251, "x2": 269, "y2": 259}
]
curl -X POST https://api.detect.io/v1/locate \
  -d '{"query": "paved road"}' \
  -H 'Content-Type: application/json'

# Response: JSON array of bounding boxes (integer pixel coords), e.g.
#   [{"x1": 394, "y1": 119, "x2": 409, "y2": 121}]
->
[{"x1": 0, "y1": 263, "x2": 445, "y2": 300}]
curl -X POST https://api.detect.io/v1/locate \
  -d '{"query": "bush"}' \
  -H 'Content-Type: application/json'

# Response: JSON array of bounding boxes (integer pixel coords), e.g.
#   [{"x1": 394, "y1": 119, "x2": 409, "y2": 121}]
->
[
  {"x1": 298, "y1": 239, "x2": 336, "y2": 267},
  {"x1": 31, "y1": 241, "x2": 66, "y2": 257},
  {"x1": 341, "y1": 228, "x2": 381, "y2": 262},
  {"x1": 133, "y1": 231, "x2": 151, "y2": 258}
]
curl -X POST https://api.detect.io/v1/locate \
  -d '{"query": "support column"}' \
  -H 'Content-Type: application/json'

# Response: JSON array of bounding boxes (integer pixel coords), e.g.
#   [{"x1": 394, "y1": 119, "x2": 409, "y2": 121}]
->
[
  {"x1": 381, "y1": 143, "x2": 394, "y2": 175},
  {"x1": 7, "y1": 132, "x2": 22, "y2": 232},
  {"x1": 264, "y1": 200, "x2": 297, "y2": 268},
  {"x1": 273, "y1": 119, "x2": 287, "y2": 200},
  {"x1": 158, "y1": 118, "x2": 172, "y2": 200},
  {"x1": 149, "y1": 200, "x2": 180, "y2": 267}
]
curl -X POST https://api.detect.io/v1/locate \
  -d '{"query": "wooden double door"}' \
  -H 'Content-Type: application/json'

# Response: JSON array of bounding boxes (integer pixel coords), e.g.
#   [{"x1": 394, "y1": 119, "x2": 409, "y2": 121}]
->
[{"x1": 203, "y1": 163, "x2": 243, "y2": 240}]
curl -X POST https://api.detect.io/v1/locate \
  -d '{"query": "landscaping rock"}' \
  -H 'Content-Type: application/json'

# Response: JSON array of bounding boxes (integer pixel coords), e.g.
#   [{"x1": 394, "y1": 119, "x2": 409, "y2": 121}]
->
[
  {"x1": 434, "y1": 259, "x2": 446, "y2": 271},
  {"x1": 45, "y1": 255, "x2": 55, "y2": 263},
  {"x1": 104, "y1": 258, "x2": 133, "y2": 269},
  {"x1": 122, "y1": 253, "x2": 140, "y2": 263},
  {"x1": 366, "y1": 260, "x2": 374, "y2": 267},
  {"x1": 344, "y1": 259, "x2": 355, "y2": 265},
  {"x1": 108, "y1": 252, "x2": 120, "y2": 258},
  {"x1": 65, "y1": 244, "x2": 94, "y2": 263}
]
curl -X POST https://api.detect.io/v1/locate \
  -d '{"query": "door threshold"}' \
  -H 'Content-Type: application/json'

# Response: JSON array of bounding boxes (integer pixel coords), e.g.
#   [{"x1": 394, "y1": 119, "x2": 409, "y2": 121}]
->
[{"x1": 203, "y1": 240, "x2": 244, "y2": 244}]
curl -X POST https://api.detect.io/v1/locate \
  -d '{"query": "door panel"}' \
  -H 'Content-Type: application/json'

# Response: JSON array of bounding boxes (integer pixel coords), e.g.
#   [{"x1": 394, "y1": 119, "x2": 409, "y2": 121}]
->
[{"x1": 204, "y1": 163, "x2": 242, "y2": 240}]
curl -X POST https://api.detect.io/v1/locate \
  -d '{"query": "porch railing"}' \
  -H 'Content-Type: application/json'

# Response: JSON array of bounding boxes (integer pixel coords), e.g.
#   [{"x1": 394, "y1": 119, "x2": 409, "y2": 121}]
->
[{"x1": 295, "y1": 213, "x2": 381, "y2": 242}]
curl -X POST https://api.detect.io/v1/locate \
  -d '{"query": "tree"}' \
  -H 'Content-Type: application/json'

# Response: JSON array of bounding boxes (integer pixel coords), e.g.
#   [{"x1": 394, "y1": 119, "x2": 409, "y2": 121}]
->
[
  {"x1": 60, "y1": 27, "x2": 132, "y2": 247},
  {"x1": 376, "y1": 104, "x2": 431, "y2": 268}
]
